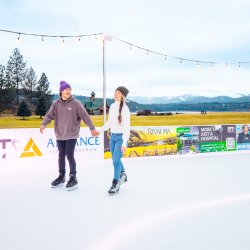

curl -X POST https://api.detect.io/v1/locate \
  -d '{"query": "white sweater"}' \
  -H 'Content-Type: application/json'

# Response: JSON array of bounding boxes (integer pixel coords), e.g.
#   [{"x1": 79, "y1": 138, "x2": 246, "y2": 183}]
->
[{"x1": 100, "y1": 101, "x2": 130, "y2": 146}]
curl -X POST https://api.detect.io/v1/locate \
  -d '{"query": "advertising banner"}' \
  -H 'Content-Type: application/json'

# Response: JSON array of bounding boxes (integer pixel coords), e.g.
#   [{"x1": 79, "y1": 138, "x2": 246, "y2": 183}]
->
[
  {"x1": 198, "y1": 125, "x2": 236, "y2": 153},
  {"x1": 104, "y1": 126, "x2": 177, "y2": 159},
  {"x1": 1, "y1": 124, "x2": 249, "y2": 166},
  {"x1": 0, "y1": 128, "x2": 103, "y2": 167},
  {"x1": 236, "y1": 124, "x2": 250, "y2": 150},
  {"x1": 176, "y1": 126, "x2": 199, "y2": 154}
]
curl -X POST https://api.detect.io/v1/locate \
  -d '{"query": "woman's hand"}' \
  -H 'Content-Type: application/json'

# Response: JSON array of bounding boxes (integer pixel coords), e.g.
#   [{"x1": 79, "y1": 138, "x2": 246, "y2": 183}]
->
[{"x1": 121, "y1": 146, "x2": 127, "y2": 154}]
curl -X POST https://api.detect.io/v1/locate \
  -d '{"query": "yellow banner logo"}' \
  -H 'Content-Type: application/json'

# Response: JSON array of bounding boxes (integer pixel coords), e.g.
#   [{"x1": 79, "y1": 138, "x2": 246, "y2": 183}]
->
[{"x1": 20, "y1": 138, "x2": 43, "y2": 158}]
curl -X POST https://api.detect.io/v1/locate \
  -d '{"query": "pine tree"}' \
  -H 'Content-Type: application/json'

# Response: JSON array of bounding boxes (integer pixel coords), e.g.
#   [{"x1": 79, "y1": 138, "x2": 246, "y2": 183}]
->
[
  {"x1": 17, "y1": 100, "x2": 31, "y2": 120},
  {"x1": 0, "y1": 65, "x2": 15, "y2": 115},
  {"x1": 36, "y1": 95, "x2": 47, "y2": 118},
  {"x1": 5, "y1": 48, "x2": 27, "y2": 105},
  {"x1": 35, "y1": 72, "x2": 53, "y2": 112},
  {"x1": 36, "y1": 73, "x2": 50, "y2": 95},
  {"x1": 22, "y1": 67, "x2": 37, "y2": 105}
]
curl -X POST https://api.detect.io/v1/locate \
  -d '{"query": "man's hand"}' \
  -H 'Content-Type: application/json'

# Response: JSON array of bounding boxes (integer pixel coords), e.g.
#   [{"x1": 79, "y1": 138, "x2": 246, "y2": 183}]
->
[
  {"x1": 40, "y1": 125, "x2": 45, "y2": 134},
  {"x1": 91, "y1": 130, "x2": 100, "y2": 137}
]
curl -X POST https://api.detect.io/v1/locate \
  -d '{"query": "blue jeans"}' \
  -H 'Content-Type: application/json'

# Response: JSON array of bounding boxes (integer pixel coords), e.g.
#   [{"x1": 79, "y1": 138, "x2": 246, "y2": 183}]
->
[{"x1": 110, "y1": 133, "x2": 125, "y2": 181}]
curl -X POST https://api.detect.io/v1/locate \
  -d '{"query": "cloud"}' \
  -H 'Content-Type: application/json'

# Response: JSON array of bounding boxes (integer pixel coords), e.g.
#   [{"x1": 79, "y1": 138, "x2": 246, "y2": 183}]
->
[{"x1": 1, "y1": 0, "x2": 250, "y2": 97}]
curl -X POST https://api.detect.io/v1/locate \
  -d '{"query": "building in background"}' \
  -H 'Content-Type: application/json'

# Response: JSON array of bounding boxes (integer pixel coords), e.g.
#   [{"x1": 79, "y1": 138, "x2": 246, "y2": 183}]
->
[{"x1": 84, "y1": 91, "x2": 109, "y2": 115}]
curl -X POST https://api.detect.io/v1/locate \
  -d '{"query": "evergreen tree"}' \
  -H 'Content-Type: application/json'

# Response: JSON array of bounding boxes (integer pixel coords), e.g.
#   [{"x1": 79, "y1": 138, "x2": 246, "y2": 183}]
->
[
  {"x1": 36, "y1": 95, "x2": 47, "y2": 118},
  {"x1": 17, "y1": 100, "x2": 31, "y2": 120},
  {"x1": 0, "y1": 65, "x2": 15, "y2": 115},
  {"x1": 35, "y1": 72, "x2": 53, "y2": 112},
  {"x1": 5, "y1": 48, "x2": 27, "y2": 105},
  {"x1": 22, "y1": 67, "x2": 37, "y2": 104},
  {"x1": 36, "y1": 73, "x2": 50, "y2": 95},
  {"x1": 0, "y1": 65, "x2": 5, "y2": 115}
]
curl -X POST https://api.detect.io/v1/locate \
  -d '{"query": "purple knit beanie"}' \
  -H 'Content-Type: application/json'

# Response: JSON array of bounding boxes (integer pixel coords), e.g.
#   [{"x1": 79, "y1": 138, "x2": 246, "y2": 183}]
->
[{"x1": 59, "y1": 80, "x2": 71, "y2": 93}]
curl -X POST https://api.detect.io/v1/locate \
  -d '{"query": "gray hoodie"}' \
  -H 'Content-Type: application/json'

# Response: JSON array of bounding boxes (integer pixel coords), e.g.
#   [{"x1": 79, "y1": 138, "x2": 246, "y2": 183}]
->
[{"x1": 42, "y1": 96, "x2": 95, "y2": 140}]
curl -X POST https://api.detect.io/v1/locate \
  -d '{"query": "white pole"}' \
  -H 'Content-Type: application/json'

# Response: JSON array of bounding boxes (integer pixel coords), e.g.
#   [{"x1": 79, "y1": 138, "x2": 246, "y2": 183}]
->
[
  {"x1": 102, "y1": 34, "x2": 112, "y2": 124},
  {"x1": 103, "y1": 36, "x2": 107, "y2": 124}
]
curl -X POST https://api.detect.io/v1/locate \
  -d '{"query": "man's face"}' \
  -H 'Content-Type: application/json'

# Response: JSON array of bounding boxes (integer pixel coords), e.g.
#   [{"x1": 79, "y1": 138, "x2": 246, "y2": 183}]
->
[
  {"x1": 61, "y1": 88, "x2": 71, "y2": 100},
  {"x1": 243, "y1": 125, "x2": 249, "y2": 133}
]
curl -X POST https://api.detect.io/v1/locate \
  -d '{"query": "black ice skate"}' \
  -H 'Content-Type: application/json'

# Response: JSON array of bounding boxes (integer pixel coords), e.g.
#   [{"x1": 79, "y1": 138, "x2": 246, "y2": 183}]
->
[
  {"x1": 120, "y1": 172, "x2": 128, "y2": 185},
  {"x1": 51, "y1": 173, "x2": 65, "y2": 188},
  {"x1": 66, "y1": 174, "x2": 78, "y2": 191},
  {"x1": 108, "y1": 179, "x2": 120, "y2": 194}
]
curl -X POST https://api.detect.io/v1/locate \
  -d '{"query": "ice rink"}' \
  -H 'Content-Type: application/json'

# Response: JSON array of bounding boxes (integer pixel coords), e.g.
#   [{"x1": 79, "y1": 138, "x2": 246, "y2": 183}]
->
[{"x1": 1, "y1": 152, "x2": 250, "y2": 250}]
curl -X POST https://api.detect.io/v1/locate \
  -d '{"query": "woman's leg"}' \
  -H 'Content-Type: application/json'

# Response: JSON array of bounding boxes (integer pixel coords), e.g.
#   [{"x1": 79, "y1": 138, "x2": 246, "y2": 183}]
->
[{"x1": 111, "y1": 134, "x2": 123, "y2": 181}]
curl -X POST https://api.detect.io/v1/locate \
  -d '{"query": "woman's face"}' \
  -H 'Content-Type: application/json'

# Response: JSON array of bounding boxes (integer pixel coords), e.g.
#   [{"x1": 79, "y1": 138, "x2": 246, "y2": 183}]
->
[
  {"x1": 61, "y1": 88, "x2": 71, "y2": 100},
  {"x1": 114, "y1": 90, "x2": 123, "y2": 101}
]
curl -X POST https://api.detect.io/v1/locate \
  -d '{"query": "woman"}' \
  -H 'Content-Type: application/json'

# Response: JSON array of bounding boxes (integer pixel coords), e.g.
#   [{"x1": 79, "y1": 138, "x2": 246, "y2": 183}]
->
[{"x1": 100, "y1": 86, "x2": 130, "y2": 194}]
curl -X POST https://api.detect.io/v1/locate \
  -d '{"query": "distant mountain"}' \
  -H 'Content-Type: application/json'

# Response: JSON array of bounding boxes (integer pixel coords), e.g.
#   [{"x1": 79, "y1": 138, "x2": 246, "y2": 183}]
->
[
  {"x1": 128, "y1": 94, "x2": 250, "y2": 104},
  {"x1": 53, "y1": 94, "x2": 250, "y2": 112}
]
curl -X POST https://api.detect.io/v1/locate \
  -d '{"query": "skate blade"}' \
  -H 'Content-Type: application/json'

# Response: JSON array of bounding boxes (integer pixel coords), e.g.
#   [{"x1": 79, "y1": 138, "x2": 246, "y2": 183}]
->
[
  {"x1": 66, "y1": 185, "x2": 78, "y2": 191},
  {"x1": 108, "y1": 189, "x2": 120, "y2": 195},
  {"x1": 119, "y1": 177, "x2": 127, "y2": 185},
  {"x1": 51, "y1": 183, "x2": 64, "y2": 188}
]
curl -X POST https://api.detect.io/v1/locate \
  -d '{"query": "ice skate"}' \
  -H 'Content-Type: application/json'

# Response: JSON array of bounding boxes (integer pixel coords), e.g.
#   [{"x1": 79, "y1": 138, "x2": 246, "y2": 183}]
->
[
  {"x1": 66, "y1": 174, "x2": 78, "y2": 191},
  {"x1": 51, "y1": 173, "x2": 65, "y2": 188},
  {"x1": 120, "y1": 171, "x2": 128, "y2": 185},
  {"x1": 108, "y1": 179, "x2": 120, "y2": 195}
]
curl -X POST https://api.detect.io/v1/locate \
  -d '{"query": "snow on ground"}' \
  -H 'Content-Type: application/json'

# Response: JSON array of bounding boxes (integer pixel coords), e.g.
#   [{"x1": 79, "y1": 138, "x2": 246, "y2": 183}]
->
[{"x1": 0, "y1": 153, "x2": 250, "y2": 250}]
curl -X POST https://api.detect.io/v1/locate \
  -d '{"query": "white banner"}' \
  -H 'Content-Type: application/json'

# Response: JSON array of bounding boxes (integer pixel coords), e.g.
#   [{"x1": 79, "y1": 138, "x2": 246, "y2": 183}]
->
[{"x1": 0, "y1": 128, "x2": 104, "y2": 167}]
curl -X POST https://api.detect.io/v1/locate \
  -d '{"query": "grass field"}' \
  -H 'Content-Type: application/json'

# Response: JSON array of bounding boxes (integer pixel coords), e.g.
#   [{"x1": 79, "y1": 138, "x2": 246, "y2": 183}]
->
[{"x1": 0, "y1": 112, "x2": 249, "y2": 128}]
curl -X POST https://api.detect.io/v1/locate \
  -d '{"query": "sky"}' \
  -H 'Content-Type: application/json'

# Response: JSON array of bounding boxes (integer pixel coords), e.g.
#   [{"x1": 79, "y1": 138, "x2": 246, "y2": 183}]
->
[{"x1": 1, "y1": 0, "x2": 250, "y2": 98}]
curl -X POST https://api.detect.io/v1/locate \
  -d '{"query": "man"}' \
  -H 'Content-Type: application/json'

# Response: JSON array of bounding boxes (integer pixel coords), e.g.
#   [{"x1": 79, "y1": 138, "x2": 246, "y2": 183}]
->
[
  {"x1": 40, "y1": 80, "x2": 98, "y2": 190},
  {"x1": 237, "y1": 124, "x2": 250, "y2": 143}
]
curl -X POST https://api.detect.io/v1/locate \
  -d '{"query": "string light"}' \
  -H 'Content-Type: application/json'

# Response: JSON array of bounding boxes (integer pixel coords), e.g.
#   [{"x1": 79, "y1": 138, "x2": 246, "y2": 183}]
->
[{"x1": 1, "y1": 29, "x2": 249, "y2": 68}]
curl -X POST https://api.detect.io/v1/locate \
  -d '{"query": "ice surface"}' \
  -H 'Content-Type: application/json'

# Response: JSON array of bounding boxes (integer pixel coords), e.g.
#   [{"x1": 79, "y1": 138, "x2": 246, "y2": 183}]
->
[{"x1": 0, "y1": 153, "x2": 250, "y2": 250}]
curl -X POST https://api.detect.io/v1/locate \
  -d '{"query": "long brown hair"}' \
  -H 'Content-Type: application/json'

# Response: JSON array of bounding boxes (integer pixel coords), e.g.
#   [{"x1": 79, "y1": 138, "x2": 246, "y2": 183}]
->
[{"x1": 118, "y1": 98, "x2": 124, "y2": 124}]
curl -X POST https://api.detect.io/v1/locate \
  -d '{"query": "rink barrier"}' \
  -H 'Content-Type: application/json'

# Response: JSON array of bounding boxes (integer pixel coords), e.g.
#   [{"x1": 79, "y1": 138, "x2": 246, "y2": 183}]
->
[{"x1": 0, "y1": 124, "x2": 249, "y2": 166}]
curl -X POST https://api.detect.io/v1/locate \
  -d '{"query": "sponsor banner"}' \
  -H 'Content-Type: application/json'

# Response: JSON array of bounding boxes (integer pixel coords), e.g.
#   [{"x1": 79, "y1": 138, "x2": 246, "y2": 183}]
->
[
  {"x1": 221, "y1": 125, "x2": 236, "y2": 151},
  {"x1": 198, "y1": 125, "x2": 236, "y2": 153},
  {"x1": 0, "y1": 128, "x2": 104, "y2": 167},
  {"x1": 104, "y1": 126, "x2": 177, "y2": 159},
  {"x1": 176, "y1": 126, "x2": 199, "y2": 155},
  {"x1": 0, "y1": 129, "x2": 17, "y2": 165},
  {"x1": 236, "y1": 124, "x2": 250, "y2": 150},
  {"x1": 199, "y1": 125, "x2": 223, "y2": 153}
]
